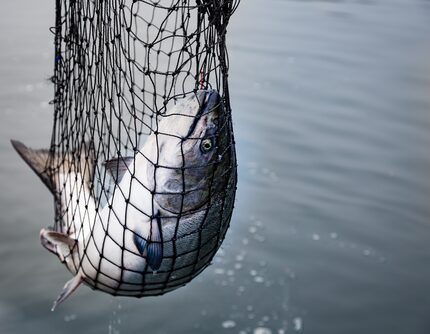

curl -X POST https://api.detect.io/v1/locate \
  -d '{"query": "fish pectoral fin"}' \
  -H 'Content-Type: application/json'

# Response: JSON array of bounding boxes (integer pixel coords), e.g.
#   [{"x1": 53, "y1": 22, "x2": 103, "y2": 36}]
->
[
  {"x1": 133, "y1": 231, "x2": 147, "y2": 256},
  {"x1": 104, "y1": 156, "x2": 134, "y2": 183},
  {"x1": 147, "y1": 216, "x2": 163, "y2": 271},
  {"x1": 51, "y1": 273, "x2": 84, "y2": 311},
  {"x1": 40, "y1": 229, "x2": 77, "y2": 262},
  {"x1": 133, "y1": 216, "x2": 163, "y2": 271}
]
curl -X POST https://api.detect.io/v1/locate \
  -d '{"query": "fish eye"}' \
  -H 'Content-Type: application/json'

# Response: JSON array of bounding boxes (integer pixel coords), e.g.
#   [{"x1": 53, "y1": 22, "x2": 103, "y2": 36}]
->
[{"x1": 200, "y1": 138, "x2": 214, "y2": 153}]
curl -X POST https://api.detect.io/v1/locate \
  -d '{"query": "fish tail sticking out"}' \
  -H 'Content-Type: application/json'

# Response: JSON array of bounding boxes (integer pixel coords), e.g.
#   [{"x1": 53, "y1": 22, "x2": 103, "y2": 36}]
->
[
  {"x1": 11, "y1": 140, "x2": 96, "y2": 309},
  {"x1": 10, "y1": 140, "x2": 95, "y2": 195},
  {"x1": 11, "y1": 139, "x2": 97, "y2": 235},
  {"x1": 10, "y1": 140, "x2": 55, "y2": 193}
]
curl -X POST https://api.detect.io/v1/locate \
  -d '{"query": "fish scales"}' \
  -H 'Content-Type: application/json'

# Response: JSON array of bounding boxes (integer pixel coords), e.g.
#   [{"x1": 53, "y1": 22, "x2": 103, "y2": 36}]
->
[{"x1": 11, "y1": 90, "x2": 237, "y2": 309}]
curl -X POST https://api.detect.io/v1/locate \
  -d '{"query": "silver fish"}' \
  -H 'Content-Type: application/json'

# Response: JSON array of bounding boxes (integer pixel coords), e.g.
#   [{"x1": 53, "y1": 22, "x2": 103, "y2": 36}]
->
[{"x1": 11, "y1": 89, "x2": 237, "y2": 310}]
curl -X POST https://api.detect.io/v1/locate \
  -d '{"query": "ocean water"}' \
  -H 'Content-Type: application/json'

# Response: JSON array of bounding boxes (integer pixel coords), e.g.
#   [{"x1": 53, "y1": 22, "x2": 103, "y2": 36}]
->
[{"x1": 1, "y1": 0, "x2": 430, "y2": 333}]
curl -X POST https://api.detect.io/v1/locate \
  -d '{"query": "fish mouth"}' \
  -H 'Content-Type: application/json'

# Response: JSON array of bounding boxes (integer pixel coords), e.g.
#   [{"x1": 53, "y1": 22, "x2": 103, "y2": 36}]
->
[{"x1": 186, "y1": 90, "x2": 221, "y2": 138}]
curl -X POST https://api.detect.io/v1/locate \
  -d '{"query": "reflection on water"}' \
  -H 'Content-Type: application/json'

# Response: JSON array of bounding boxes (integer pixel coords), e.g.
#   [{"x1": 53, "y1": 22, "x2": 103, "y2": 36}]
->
[{"x1": 1, "y1": 0, "x2": 430, "y2": 333}]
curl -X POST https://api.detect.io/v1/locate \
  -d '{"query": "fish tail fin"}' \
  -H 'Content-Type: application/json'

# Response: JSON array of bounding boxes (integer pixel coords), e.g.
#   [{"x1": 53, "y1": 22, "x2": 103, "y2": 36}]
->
[
  {"x1": 11, "y1": 140, "x2": 96, "y2": 194},
  {"x1": 10, "y1": 140, "x2": 55, "y2": 193}
]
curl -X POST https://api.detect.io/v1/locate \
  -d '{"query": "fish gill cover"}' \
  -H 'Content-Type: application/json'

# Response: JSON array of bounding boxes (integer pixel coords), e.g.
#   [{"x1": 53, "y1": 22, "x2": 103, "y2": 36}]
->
[{"x1": 11, "y1": 0, "x2": 240, "y2": 309}]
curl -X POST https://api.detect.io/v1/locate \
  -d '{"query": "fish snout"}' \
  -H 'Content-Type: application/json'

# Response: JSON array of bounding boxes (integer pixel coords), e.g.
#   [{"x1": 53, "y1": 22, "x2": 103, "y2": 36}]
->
[
  {"x1": 195, "y1": 89, "x2": 222, "y2": 116},
  {"x1": 195, "y1": 90, "x2": 207, "y2": 107}
]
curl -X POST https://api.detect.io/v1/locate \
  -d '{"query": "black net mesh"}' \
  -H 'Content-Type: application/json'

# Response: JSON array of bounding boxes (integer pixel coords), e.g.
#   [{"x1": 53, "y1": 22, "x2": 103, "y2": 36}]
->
[{"x1": 46, "y1": 0, "x2": 239, "y2": 297}]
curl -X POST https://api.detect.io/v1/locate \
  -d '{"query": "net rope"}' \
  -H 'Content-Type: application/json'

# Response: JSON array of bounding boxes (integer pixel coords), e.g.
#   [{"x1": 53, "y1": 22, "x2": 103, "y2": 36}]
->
[{"x1": 46, "y1": 0, "x2": 239, "y2": 296}]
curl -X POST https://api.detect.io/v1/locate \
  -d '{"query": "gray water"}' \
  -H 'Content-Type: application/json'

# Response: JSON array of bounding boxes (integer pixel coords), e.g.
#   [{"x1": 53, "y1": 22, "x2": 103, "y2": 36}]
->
[{"x1": 1, "y1": 0, "x2": 430, "y2": 333}]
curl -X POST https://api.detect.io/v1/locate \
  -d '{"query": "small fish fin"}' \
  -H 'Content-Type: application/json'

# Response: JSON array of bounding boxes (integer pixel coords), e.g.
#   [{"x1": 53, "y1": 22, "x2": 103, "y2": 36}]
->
[
  {"x1": 51, "y1": 273, "x2": 84, "y2": 311},
  {"x1": 10, "y1": 140, "x2": 54, "y2": 193},
  {"x1": 147, "y1": 215, "x2": 163, "y2": 271},
  {"x1": 133, "y1": 231, "x2": 147, "y2": 256},
  {"x1": 104, "y1": 156, "x2": 134, "y2": 183},
  {"x1": 40, "y1": 228, "x2": 77, "y2": 262}
]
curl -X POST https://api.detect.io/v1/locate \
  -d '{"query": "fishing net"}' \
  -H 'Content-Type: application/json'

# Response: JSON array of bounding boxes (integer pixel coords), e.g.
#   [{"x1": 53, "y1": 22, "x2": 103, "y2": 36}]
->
[{"x1": 46, "y1": 0, "x2": 239, "y2": 297}]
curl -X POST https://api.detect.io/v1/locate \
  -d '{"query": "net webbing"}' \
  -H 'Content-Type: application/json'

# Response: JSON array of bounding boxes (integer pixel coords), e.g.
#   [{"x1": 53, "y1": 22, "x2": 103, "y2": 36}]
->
[{"x1": 47, "y1": 0, "x2": 239, "y2": 296}]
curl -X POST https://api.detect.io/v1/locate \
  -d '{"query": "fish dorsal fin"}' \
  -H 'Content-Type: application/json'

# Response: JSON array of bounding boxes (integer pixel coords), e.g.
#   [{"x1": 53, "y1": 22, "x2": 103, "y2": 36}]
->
[
  {"x1": 104, "y1": 156, "x2": 134, "y2": 183},
  {"x1": 11, "y1": 140, "x2": 53, "y2": 192},
  {"x1": 51, "y1": 272, "x2": 84, "y2": 311},
  {"x1": 40, "y1": 229, "x2": 78, "y2": 263}
]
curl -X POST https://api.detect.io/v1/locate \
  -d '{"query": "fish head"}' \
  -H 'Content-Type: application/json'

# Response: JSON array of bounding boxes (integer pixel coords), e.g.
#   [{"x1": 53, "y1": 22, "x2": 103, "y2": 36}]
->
[{"x1": 153, "y1": 89, "x2": 233, "y2": 215}]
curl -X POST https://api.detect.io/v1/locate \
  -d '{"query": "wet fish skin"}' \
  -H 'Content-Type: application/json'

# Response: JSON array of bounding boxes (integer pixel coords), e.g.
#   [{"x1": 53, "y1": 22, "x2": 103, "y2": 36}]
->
[{"x1": 11, "y1": 89, "x2": 237, "y2": 308}]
